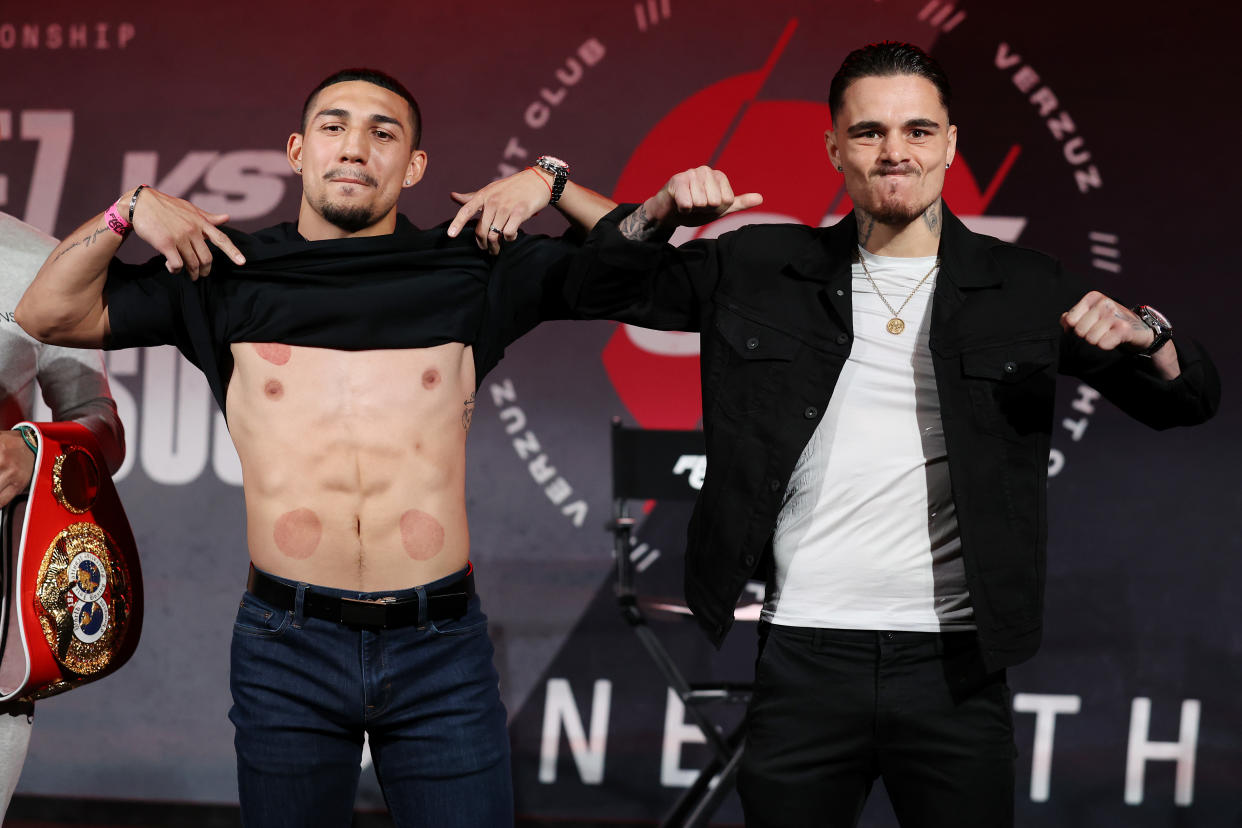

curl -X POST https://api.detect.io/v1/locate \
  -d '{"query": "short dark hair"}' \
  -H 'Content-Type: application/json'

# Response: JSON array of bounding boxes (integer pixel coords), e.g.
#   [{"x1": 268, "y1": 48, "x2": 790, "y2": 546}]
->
[
  {"x1": 301, "y1": 68, "x2": 423, "y2": 149},
  {"x1": 828, "y1": 42, "x2": 951, "y2": 124}
]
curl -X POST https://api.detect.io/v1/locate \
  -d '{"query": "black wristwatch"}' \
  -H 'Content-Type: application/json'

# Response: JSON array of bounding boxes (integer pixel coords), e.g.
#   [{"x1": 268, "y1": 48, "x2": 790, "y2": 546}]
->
[
  {"x1": 1131, "y1": 305, "x2": 1173, "y2": 357},
  {"x1": 534, "y1": 155, "x2": 570, "y2": 205}
]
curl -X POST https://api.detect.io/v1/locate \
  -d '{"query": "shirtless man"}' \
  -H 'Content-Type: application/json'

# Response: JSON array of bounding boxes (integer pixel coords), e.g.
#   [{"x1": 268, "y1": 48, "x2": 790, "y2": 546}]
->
[{"x1": 16, "y1": 68, "x2": 615, "y2": 827}]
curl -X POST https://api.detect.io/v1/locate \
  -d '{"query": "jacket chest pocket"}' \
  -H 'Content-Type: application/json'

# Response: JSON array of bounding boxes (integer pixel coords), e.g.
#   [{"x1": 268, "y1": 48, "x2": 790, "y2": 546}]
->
[
  {"x1": 705, "y1": 305, "x2": 802, "y2": 417},
  {"x1": 959, "y1": 336, "x2": 1058, "y2": 442}
]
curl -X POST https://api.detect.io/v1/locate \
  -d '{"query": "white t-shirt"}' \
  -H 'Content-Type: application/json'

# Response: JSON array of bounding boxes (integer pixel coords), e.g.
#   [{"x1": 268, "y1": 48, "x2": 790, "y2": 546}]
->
[{"x1": 763, "y1": 246, "x2": 973, "y2": 632}]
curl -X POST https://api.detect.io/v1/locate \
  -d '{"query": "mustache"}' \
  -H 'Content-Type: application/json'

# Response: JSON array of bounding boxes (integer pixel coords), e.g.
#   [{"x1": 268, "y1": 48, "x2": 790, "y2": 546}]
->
[
  {"x1": 323, "y1": 168, "x2": 378, "y2": 187},
  {"x1": 871, "y1": 165, "x2": 920, "y2": 177}
]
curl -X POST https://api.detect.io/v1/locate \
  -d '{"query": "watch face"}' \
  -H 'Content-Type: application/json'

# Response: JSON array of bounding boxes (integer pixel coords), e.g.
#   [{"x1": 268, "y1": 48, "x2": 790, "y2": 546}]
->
[
  {"x1": 1143, "y1": 305, "x2": 1171, "y2": 330},
  {"x1": 538, "y1": 155, "x2": 569, "y2": 173}
]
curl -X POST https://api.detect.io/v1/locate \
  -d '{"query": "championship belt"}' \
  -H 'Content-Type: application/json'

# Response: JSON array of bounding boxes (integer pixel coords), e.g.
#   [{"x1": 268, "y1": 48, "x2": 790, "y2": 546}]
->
[{"x1": 0, "y1": 422, "x2": 142, "y2": 703}]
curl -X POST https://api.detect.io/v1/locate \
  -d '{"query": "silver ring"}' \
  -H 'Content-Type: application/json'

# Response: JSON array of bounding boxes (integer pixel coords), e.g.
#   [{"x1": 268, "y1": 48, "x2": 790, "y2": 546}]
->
[{"x1": 489, "y1": 225, "x2": 501, "y2": 234}]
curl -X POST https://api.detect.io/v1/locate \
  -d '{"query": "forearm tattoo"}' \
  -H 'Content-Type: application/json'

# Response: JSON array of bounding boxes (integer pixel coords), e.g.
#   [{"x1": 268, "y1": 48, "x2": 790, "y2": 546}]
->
[
  {"x1": 462, "y1": 392, "x2": 475, "y2": 432},
  {"x1": 51, "y1": 224, "x2": 111, "y2": 264},
  {"x1": 618, "y1": 204, "x2": 662, "y2": 242}
]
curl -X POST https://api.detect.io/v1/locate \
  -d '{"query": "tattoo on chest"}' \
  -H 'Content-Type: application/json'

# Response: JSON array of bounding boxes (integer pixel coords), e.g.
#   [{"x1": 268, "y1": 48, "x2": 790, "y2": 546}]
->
[{"x1": 462, "y1": 392, "x2": 476, "y2": 431}]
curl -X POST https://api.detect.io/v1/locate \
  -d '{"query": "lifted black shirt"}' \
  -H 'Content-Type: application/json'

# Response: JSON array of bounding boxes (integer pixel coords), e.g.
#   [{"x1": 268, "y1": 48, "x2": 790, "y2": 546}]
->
[{"x1": 104, "y1": 214, "x2": 579, "y2": 414}]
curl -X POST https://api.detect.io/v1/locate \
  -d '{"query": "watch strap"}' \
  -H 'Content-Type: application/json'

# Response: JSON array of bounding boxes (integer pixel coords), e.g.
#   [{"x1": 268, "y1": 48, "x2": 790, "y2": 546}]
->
[{"x1": 534, "y1": 156, "x2": 569, "y2": 205}]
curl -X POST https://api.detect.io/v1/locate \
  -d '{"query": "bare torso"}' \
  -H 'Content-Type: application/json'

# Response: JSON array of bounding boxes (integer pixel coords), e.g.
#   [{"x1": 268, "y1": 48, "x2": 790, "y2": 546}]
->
[{"x1": 226, "y1": 341, "x2": 476, "y2": 591}]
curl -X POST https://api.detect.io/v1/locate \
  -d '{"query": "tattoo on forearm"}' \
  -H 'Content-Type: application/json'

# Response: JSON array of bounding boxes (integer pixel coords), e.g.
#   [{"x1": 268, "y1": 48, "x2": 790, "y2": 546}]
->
[
  {"x1": 462, "y1": 392, "x2": 476, "y2": 432},
  {"x1": 922, "y1": 200, "x2": 942, "y2": 236},
  {"x1": 855, "y1": 209, "x2": 876, "y2": 246},
  {"x1": 51, "y1": 242, "x2": 80, "y2": 264},
  {"x1": 618, "y1": 205, "x2": 661, "y2": 242},
  {"x1": 51, "y1": 224, "x2": 112, "y2": 264}
]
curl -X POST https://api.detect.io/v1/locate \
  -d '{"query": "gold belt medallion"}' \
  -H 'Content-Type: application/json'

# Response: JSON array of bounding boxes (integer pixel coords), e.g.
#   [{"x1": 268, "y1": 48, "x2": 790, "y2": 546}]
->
[{"x1": 33, "y1": 522, "x2": 134, "y2": 678}]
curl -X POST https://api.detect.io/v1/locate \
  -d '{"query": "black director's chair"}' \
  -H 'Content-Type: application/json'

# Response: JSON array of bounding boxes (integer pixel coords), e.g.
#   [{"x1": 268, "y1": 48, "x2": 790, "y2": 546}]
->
[{"x1": 608, "y1": 418, "x2": 751, "y2": 828}]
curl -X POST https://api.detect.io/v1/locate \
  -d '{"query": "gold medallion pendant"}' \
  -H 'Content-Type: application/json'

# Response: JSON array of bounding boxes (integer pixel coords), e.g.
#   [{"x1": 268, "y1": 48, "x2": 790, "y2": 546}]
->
[{"x1": 857, "y1": 250, "x2": 940, "y2": 337}]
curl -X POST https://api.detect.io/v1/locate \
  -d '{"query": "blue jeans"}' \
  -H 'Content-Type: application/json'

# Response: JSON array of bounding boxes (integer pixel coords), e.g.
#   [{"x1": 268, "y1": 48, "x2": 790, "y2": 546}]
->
[{"x1": 228, "y1": 566, "x2": 513, "y2": 827}]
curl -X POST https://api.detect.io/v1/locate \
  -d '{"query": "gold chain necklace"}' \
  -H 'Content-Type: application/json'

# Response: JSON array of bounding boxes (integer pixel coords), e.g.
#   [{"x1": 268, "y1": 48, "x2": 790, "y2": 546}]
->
[{"x1": 856, "y1": 250, "x2": 939, "y2": 335}]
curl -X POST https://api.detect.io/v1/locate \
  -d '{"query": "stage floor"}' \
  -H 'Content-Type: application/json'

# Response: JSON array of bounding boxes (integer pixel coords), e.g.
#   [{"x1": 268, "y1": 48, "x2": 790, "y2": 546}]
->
[{"x1": 4, "y1": 795, "x2": 694, "y2": 828}]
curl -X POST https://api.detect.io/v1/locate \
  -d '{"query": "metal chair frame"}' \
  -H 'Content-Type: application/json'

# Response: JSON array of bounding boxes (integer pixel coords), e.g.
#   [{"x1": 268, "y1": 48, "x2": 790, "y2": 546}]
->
[{"x1": 608, "y1": 419, "x2": 750, "y2": 827}]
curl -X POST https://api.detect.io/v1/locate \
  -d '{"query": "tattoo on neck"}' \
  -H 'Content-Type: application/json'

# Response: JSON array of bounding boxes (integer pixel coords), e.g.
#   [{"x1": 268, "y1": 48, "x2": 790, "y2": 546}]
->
[
  {"x1": 462, "y1": 392, "x2": 476, "y2": 432},
  {"x1": 922, "y1": 201, "x2": 942, "y2": 236},
  {"x1": 855, "y1": 210, "x2": 876, "y2": 247},
  {"x1": 618, "y1": 204, "x2": 660, "y2": 242}
]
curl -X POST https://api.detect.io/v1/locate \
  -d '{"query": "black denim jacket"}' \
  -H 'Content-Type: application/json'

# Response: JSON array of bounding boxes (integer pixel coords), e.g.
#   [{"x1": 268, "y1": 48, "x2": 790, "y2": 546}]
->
[{"x1": 568, "y1": 204, "x2": 1219, "y2": 671}]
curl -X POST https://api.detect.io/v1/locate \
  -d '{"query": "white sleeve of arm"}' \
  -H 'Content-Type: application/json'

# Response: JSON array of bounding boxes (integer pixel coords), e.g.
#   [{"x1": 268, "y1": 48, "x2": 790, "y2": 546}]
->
[{"x1": 35, "y1": 342, "x2": 125, "y2": 474}]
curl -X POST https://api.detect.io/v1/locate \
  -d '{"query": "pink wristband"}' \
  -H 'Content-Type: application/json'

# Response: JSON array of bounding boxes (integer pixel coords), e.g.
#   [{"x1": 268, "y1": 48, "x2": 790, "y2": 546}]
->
[{"x1": 104, "y1": 202, "x2": 131, "y2": 237}]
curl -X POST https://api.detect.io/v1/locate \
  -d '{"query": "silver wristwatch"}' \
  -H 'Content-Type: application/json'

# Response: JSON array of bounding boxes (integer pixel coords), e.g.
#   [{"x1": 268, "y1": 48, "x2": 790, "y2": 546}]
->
[
  {"x1": 1131, "y1": 305, "x2": 1173, "y2": 357},
  {"x1": 534, "y1": 155, "x2": 570, "y2": 205}
]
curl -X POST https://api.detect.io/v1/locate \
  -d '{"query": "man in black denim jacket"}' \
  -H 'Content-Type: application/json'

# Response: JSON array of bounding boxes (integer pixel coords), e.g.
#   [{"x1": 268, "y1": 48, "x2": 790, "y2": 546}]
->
[{"x1": 567, "y1": 42, "x2": 1219, "y2": 828}]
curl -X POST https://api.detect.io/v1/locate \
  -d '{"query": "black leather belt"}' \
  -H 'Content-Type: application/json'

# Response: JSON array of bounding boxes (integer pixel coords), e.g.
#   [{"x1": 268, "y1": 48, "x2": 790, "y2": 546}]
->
[{"x1": 246, "y1": 565, "x2": 474, "y2": 629}]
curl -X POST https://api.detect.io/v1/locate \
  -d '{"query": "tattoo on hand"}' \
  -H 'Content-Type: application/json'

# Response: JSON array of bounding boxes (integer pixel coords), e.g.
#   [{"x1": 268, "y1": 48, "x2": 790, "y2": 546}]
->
[
  {"x1": 922, "y1": 201, "x2": 942, "y2": 236},
  {"x1": 619, "y1": 205, "x2": 660, "y2": 242},
  {"x1": 1118, "y1": 311, "x2": 1148, "y2": 335},
  {"x1": 462, "y1": 392, "x2": 476, "y2": 431},
  {"x1": 855, "y1": 209, "x2": 876, "y2": 246}
]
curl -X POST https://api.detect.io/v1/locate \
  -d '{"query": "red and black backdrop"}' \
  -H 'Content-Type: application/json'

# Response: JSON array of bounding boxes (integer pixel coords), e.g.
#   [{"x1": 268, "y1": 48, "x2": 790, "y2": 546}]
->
[{"x1": 1, "y1": 0, "x2": 1238, "y2": 824}]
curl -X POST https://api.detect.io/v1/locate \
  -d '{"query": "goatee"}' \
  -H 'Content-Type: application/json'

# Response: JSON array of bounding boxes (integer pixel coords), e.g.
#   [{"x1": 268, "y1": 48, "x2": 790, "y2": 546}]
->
[
  {"x1": 872, "y1": 203, "x2": 926, "y2": 226},
  {"x1": 320, "y1": 201, "x2": 378, "y2": 233},
  {"x1": 868, "y1": 166, "x2": 932, "y2": 226}
]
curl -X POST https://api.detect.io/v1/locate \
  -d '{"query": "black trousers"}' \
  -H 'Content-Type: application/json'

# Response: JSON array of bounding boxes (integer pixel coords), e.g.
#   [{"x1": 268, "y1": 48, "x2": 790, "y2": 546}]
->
[{"x1": 738, "y1": 624, "x2": 1016, "y2": 828}]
